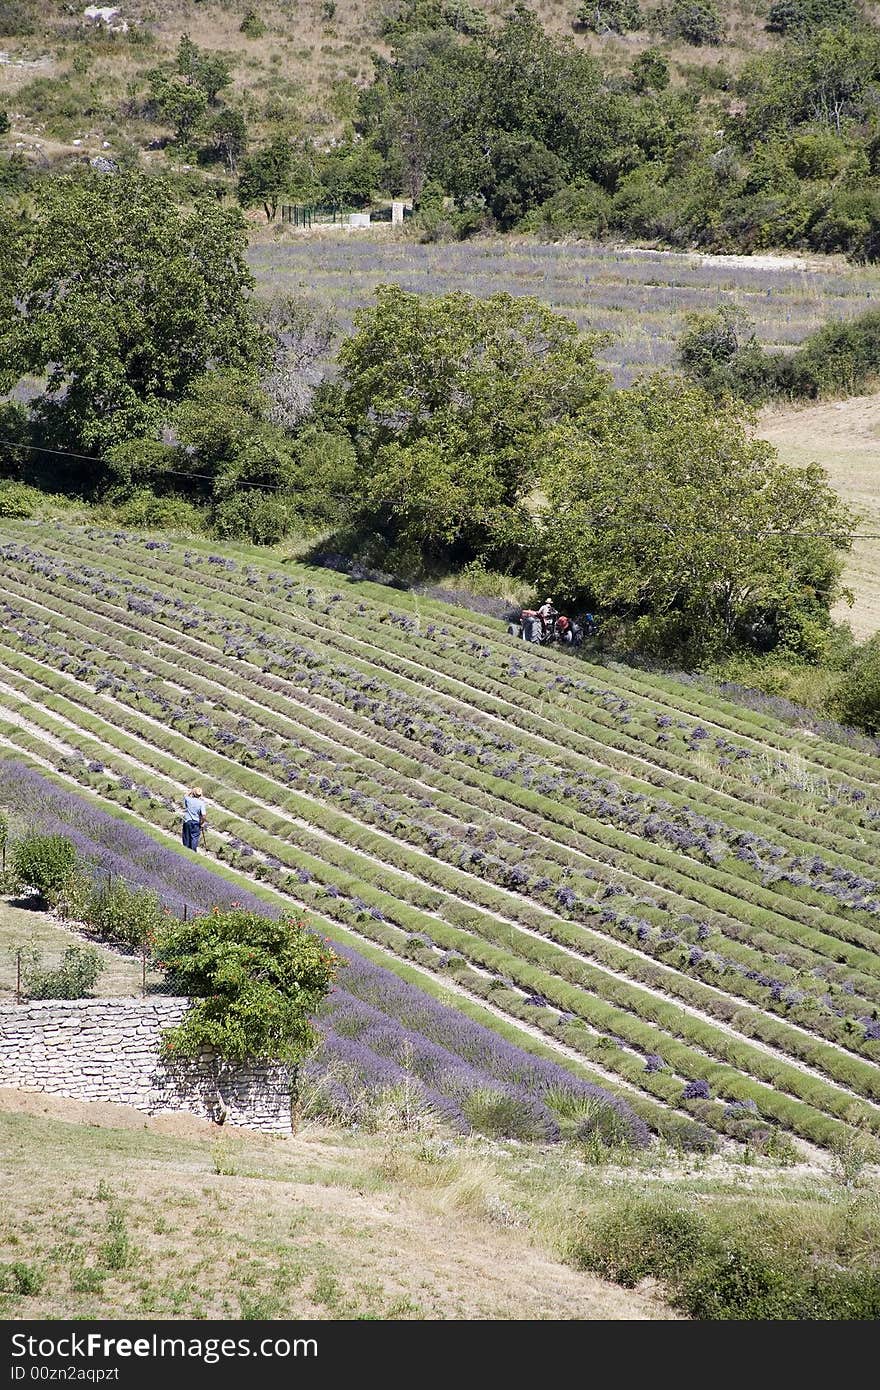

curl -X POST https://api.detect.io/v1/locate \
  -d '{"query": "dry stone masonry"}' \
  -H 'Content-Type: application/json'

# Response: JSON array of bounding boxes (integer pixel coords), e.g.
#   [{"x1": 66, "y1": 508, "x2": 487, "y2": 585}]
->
[{"x1": 0, "y1": 998, "x2": 294, "y2": 1134}]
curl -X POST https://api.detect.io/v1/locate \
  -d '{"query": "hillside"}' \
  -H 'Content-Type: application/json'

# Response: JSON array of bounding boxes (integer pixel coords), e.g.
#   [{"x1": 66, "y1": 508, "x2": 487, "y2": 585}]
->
[
  {"x1": 2, "y1": 520, "x2": 880, "y2": 1159},
  {"x1": 5, "y1": 1, "x2": 880, "y2": 172},
  {"x1": 0, "y1": 1086, "x2": 677, "y2": 1319},
  {"x1": 0, "y1": 1, "x2": 826, "y2": 164}
]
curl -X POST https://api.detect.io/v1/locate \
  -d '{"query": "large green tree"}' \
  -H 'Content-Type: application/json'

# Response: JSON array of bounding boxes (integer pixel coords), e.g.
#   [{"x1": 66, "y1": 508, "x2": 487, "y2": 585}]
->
[
  {"x1": 338, "y1": 285, "x2": 608, "y2": 558},
  {"x1": 7, "y1": 172, "x2": 265, "y2": 456},
  {"x1": 530, "y1": 375, "x2": 854, "y2": 657}
]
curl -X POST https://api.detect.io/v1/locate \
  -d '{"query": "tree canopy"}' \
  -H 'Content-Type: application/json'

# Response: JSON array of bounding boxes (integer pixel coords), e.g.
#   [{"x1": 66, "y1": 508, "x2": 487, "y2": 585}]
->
[
  {"x1": 530, "y1": 375, "x2": 854, "y2": 657},
  {"x1": 6, "y1": 172, "x2": 264, "y2": 455},
  {"x1": 337, "y1": 284, "x2": 609, "y2": 557}
]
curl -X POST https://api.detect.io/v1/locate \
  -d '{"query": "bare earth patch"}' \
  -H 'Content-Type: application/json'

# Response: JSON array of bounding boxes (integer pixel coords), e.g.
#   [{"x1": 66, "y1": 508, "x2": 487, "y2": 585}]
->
[{"x1": 758, "y1": 394, "x2": 880, "y2": 640}]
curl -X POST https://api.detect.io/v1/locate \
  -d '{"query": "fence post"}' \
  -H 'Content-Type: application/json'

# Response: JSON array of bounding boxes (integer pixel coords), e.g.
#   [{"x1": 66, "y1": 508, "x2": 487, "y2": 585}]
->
[
  {"x1": 183, "y1": 902, "x2": 188, "y2": 923},
  {"x1": 15, "y1": 948, "x2": 21, "y2": 1005},
  {"x1": 142, "y1": 942, "x2": 147, "y2": 998}
]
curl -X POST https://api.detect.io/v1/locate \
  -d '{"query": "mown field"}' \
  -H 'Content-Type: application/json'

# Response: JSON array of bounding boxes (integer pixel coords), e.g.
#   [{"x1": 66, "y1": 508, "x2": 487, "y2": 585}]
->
[
  {"x1": 249, "y1": 236, "x2": 880, "y2": 387},
  {"x1": 1, "y1": 521, "x2": 880, "y2": 1161}
]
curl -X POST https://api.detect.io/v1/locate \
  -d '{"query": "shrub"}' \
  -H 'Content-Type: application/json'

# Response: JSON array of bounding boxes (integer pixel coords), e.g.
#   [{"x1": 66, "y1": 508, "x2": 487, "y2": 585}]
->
[
  {"x1": 21, "y1": 944, "x2": 104, "y2": 1000},
  {"x1": 461, "y1": 1085, "x2": 553, "y2": 1140},
  {"x1": 85, "y1": 879, "x2": 165, "y2": 950},
  {"x1": 0, "y1": 1262, "x2": 44, "y2": 1297},
  {"x1": 12, "y1": 833, "x2": 79, "y2": 901},
  {"x1": 656, "y1": 0, "x2": 723, "y2": 44},
  {"x1": 153, "y1": 908, "x2": 338, "y2": 1063},
  {"x1": 766, "y1": 0, "x2": 861, "y2": 34},
  {"x1": 833, "y1": 636, "x2": 880, "y2": 733},
  {"x1": 0, "y1": 481, "x2": 39, "y2": 519},
  {"x1": 575, "y1": 0, "x2": 643, "y2": 32},
  {"x1": 566, "y1": 1197, "x2": 880, "y2": 1318},
  {"x1": 112, "y1": 489, "x2": 206, "y2": 534},
  {"x1": 239, "y1": 8, "x2": 266, "y2": 36}
]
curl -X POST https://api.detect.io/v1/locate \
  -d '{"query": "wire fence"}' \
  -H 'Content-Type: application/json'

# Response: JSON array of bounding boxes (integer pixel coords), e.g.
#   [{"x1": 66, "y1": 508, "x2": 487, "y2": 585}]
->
[{"x1": 2, "y1": 860, "x2": 207, "y2": 1004}]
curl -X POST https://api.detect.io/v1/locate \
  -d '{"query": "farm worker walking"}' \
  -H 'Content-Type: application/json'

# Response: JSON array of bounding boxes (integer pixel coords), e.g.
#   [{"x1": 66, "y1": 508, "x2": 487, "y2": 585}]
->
[{"x1": 182, "y1": 785, "x2": 207, "y2": 852}]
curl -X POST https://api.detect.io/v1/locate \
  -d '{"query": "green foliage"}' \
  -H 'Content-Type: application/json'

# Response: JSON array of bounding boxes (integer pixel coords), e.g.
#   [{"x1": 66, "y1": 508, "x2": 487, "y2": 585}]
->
[
  {"x1": 338, "y1": 285, "x2": 608, "y2": 561},
  {"x1": 833, "y1": 635, "x2": 880, "y2": 732},
  {"x1": 0, "y1": 2, "x2": 33, "y2": 36},
  {"x1": 531, "y1": 374, "x2": 854, "y2": 659},
  {"x1": 20, "y1": 943, "x2": 105, "y2": 1001},
  {"x1": 154, "y1": 908, "x2": 338, "y2": 1064},
  {"x1": 319, "y1": 142, "x2": 383, "y2": 209},
  {"x1": 655, "y1": 0, "x2": 723, "y2": 45},
  {"x1": 461, "y1": 1086, "x2": 551, "y2": 1140},
  {"x1": 148, "y1": 72, "x2": 209, "y2": 146},
  {"x1": 679, "y1": 305, "x2": 880, "y2": 401},
  {"x1": 0, "y1": 1263, "x2": 44, "y2": 1297},
  {"x1": 631, "y1": 48, "x2": 670, "y2": 92},
  {"x1": 109, "y1": 488, "x2": 206, "y2": 534},
  {"x1": 240, "y1": 8, "x2": 267, "y2": 38},
  {"x1": 676, "y1": 306, "x2": 771, "y2": 403},
  {"x1": 84, "y1": 878, "x2": 165, "y2": 950},
  {"x1": 0, "y1": 481, "x2": 38, "y2": 518},
  {"x1": 566, "y1": 1196, "x2": 880, "y2": 1318},
  {"x1": 519, "y1": 180, "x2": 612, "y2": 237},
  {"x1": 238, "y1": 133, "x2": 294, "y2": 220},
  {"x1": 575, "y1": 0, "x2": 643, "y2": 34},
  {"x1": 176, "y1": 34, "x2": 231, "y2": 105},
  {"x1": 203, "y1": 107, "x2": 248, "y2": 174},
  {"x1": 766, "y1": 0, "x2": 862, "y2": 34},
  {"x1": 100, "y1": 1211, "x2": 132, "y2": 1271},
  {"x1": 482, "y1": 133, "x2": 566, "y2": 230},
  {"x1": 13, "y1": 833, "x2": 78, "y2": 901},
  {"x1": 0, "y1": 111, "x2": 8, "y2": 136},
  {"x1": 7, "y1": 172, "x2": 264, "y2": 455}
]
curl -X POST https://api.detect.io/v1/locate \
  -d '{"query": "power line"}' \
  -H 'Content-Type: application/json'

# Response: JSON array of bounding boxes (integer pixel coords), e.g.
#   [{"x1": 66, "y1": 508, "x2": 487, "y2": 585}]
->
[{"x1": 0, "y1": 435, "x2": 877, "y2": 539}]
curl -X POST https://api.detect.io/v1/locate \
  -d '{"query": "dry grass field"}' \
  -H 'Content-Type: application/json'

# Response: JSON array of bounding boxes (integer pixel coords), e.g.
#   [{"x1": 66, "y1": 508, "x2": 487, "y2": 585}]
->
[
  {"x1": 759, "y1": 396, "x2": 880, "y2": 642},
  {"x1": 0, "y1": 1087, "x2": 681, "y2": 1320}
]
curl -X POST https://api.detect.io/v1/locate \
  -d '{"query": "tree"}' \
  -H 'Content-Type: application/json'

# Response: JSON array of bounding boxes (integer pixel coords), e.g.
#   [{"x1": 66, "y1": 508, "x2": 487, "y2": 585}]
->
[
  {"x1": 530, "y1": 375, "x2": 854, "y2": 657},
  {"x1": 149, "y1": 72, "x2": 209, "y2": 146},
  {"x1": 154, "y1": 908, "x2": 338, "y2": 1065},
  {"x1": 176, "y1": 33, "x2": 232, "y2": 103},
  {"x1": 766, "y1": 0, "x2": 862, "y2": 35},
  {"x1": 238, "y1": 133, "x2": 294, "y2": 219},
  {"x1": 480, "y1": 131, "x2": 565, "y2": 228},
  {"x1": 631, "y1": 48, "x2": 670, "y2": 92},
  {"x1": 205, "y1": 106, "x2": 248, "y2": 173},
  {"x1": 338, "y1": 286, "x2": 609, "y2": 559},
  {"x1": 676, "y1": 306, "x2": 771, "y2": 402},
  {"x1": 8, "y1": 173, "x2": 265, "y2": 455},
  {"x1": 576, "y1": 0, "x2": 642, "y2": 33},
  {"x1": 656, "y1": 0, "x2": 723, "y2": 45},
  {"x1": 0, "y1": 111, "x2": 9, "y2": 136},
  {"x1": 834, "y1": 635, "x2": 880, "y2": 731}
]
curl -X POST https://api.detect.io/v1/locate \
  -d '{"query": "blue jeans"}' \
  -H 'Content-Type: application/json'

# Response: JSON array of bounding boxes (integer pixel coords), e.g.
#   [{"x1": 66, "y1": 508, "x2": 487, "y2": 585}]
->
[{"x1": 182, "y1": 819, "x2": 202, "y2": 851}]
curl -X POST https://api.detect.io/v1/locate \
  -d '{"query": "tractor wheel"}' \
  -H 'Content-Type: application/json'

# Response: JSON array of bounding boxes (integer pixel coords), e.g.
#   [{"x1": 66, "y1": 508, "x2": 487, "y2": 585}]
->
[{"x1": 507, "y1": 622, "x2": 520, "y2": 637}]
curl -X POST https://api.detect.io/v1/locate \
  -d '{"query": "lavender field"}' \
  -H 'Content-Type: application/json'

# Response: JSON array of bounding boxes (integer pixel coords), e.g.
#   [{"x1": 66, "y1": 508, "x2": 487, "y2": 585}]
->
[
  {"x1": 249, "y1": 236, "x2": 880, "y2": 385},
  {"x1": 1, "y1": 522, "x2": 880, "y2": 1156}
]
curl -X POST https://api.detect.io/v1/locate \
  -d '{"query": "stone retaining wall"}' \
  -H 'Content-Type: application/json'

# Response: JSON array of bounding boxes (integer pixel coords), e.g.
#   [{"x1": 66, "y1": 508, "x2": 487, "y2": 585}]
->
[{"x1": 0, "y1": 998, "x2": 293, "y2": 1134}]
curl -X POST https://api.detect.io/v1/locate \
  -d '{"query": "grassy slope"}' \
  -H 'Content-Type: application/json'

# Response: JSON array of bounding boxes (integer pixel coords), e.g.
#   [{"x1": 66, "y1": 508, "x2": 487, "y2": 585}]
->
[
  {"x1": 0, "y1": 1088, "x2": 682, "y2": 1320},
  {"x1": 1, "y1": 1086, "x2": 875, "y2": 1321},
  {"x1": 5, "y1": 1, "x2": 877, "y2": 166},
  {"x1": 759, "y1": 396, "x2": 880, "y2": 642}
]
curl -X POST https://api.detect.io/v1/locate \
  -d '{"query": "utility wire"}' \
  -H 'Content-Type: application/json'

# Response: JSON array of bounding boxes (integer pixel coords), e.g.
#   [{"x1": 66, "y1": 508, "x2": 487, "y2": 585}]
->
[{"x1": 0, "y1": 436, "x2": 876, "y2": 539}]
